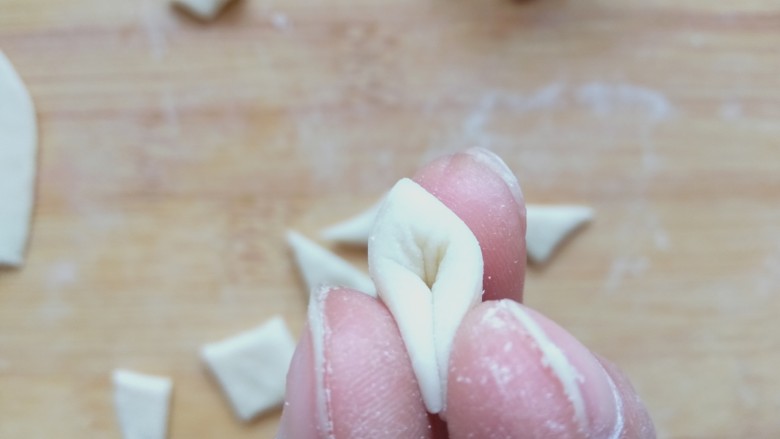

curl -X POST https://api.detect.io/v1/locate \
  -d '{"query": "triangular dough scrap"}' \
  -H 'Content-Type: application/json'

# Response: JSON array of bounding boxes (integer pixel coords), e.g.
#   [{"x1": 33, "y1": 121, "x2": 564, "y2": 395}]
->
[
  {"x1": 526, "y1": 204, "x2": 594, "y2": 264},
  {"x1": 0, "y1": 51, "x2": 37, "y2": 267},
  {"x1": 320, "y1": 199, "x2": 383, "y2": 246},
  {"x1": 287, "y1": 230, "x2": 376, "y2": 297},
  {"x1": 201, "y1": 316, "x2": 297, "y2": 421},
  {"x1": 112, "y1": 369, "x2": 173, "y2": 439}
]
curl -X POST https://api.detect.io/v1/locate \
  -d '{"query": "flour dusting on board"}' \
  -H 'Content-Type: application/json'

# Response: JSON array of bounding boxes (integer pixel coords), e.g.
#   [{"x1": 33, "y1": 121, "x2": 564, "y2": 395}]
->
[
  {"x1": 161, "y1": 89, "x2": 180, "y2": 135},
  {"x1": 462, "y1": 92, "x2": 498, "y2": 149},
  {"x1": 294, "y1": 111, "x2": 347, "y2": 187},
  {"x1": 425, "y1": 81, "x2": 674, "y2": 174},
  {"x1": 39, "y1": 261, "x2": 79, "y2": 323},
  {"x1": 461, "y1": 83, "x2": 567, "y2": 150},
  {"x1": 46, "y1": 261, "x2": 79, "y2": 288},
  {"x1": 576, "y1": 82, "x2": 673, "y2": 122},
  {"x1": 604, "y1": 256, "x2": 650, "y2": 293},
  {"x1": 140, "y1": 0, "x2": 168, "y2": 60},
  {"x1": 505, "y1": 82, "x2": 567, "y2": 113},
  {"x1": 754, "y1": 239, "x2": 780, "y2": 298},
  {"x1": 720, "y1": 102, "x2": 743, "y2": 121},
  {"x1": 270, "y1": 12, "x2": 291, "y2": 31},
  {"x1": 577, "y1": 82, "x2": 675, "y2": 174}
]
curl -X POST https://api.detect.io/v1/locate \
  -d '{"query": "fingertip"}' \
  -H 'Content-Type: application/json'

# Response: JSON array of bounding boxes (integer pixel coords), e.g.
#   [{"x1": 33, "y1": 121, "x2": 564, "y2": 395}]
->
[
  {"x1": 596, "y1": 356, "x2": 657, "y2": 439},
  {"x1": 288, "y1": 287, "x2": 432, "y2": 439},
  {"x1": 413, "y1": 150, "x2": 526, "y2": 302},
  {"x1": 462, "y1": 147, "x2": 525, "y2": 208},
  {"x1": 448, "y1": 301, "x2": 622, "y2": 439},
  {"x1": 277, "y1": 327, "x2": 319, "y2": 439},
  {"x1": 325, "y1": 288, "x2": 432, "y2": 438}
]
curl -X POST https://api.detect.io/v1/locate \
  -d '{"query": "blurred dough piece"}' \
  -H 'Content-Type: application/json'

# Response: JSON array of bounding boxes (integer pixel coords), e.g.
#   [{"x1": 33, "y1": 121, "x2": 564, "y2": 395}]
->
[
  {"x1": 320, "y1": 199, "x2": 383, "y2": 246},
  {"x1": 201, "y1": 316, "x2": 296, "y2": 421},
  {"x1": 526, "y1": 205, "x2": 594, "y2": 264},
  {"x1": 172, "y1": 0, "x2": 235, "y2": 21},
  {"x1": 0, "y1": 51, "x2": 37, "y2": 266},
  {"x1": 112, "y1": 369, "x2": 172, "y2": 439},
  {"x1": 287, "y1": 230, "x2": 376, "y2": 297}
]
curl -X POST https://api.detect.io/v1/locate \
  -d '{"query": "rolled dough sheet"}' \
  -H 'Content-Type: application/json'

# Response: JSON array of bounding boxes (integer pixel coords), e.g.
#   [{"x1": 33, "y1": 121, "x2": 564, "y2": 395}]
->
[
  {"x1": 0, "y1": 51, "x2": 37, "y2": 267},
  {"x1": 526, "y1": 205, "x2": 594, "y2": 264},
  {"x1": 201, "y1": 316, "x2": 297, "y2": 421},
  {"x1": 112, "y1": 369, "x2": 173, "y2": 439},
  {"x1": 287, "y1": 230, "x2": 376, "y2": 297}
]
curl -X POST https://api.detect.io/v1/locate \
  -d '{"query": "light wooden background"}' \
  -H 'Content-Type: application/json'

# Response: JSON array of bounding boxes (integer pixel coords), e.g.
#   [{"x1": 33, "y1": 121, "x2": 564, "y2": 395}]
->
[{"x1": 2, "y1": 0, "x2": 779, "y2": 437}]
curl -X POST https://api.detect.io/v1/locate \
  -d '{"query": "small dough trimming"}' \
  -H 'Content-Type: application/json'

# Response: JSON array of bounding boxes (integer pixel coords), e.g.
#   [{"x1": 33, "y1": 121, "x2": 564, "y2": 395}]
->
[
  {"x1": 201, "y1": 316, "x2": 297, "y2": 421},
  {"x1": 526, "y1": 205, "x2": 594, "y2": 264},
  {"x1": 287, "y1": 230, "x2": 376, "y2": 297},
  {"x1": 112, "y1": 369, "x2": 173, "y2": 439},
  {"x1": 320, "y1": 199, "x2": 383, "y2": 246}
]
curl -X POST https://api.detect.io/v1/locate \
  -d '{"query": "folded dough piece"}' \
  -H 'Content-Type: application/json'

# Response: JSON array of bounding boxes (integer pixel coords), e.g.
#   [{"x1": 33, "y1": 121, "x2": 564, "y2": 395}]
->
[
  {"x1": 0, "y1": 51, "x2": 37, "y2": 266},
  {"x1": 369, "y1": 178, "x2": 483, "y2": 414},
  {"x1": 172, "y1": 0, "x2": 235, "y2": 21},
  {"x1": 112, "y1": 369, "x2": 173, "y2": 439},
  {"x1": 526, "y1": 205, "x2": 594, "y2": 264},
  {"x1": 321, "y1": 199, "x2": 595, "y2": 265},
  {"x1": 201, "y1": 316, "x2": 297, "y2": 421},
  {"x1": 320, "y1": 199, "x2": 383, "y2": 246},
  {"x1": 287, "y1": 230, "x2": 376, "y2": 297}
]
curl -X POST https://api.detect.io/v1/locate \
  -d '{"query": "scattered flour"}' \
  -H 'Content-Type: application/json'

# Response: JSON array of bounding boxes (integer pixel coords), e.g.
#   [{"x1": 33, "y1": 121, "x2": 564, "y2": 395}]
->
[
  {"x1": 720, "y1": 102, "x2": 743, "y2": 121},
  {"x1": 270, "y1": 12, "x2": 291, "y2": 30},
  {"x1": 575, "y1": 82, "x2": 674, "y2": 122}
]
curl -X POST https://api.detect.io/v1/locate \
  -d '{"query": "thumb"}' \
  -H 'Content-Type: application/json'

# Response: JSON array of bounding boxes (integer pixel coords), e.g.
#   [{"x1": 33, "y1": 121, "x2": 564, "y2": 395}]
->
[
  {"x1": 277, "y1": 287, "x2": 433, "y2": 439},
  {"x1": 447, "y1": 300, "x2": 655, "y2": 439}
]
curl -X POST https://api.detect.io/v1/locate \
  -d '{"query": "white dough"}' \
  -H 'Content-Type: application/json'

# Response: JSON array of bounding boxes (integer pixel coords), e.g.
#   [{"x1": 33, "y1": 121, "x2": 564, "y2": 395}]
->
[
  {"x1": 320, "y1": 200, "x2": 594, "y2": 267},
  {"x1": 201, "y1": 316, "x2": 297, "y2": 421},
  {"x1": 0, "y1": 51, "x2": 37, "y2": 267},
  {"x1": 287, "y1": 230, "x2": 376, "y2": 297},
  {"x1": 320, "y1": 199, "x2": 383, "y2": 246},
  {"x1": 369, "y1": 178, "x2": 483, "y2": 414},
  {"x1": 526, "y1": 205, "x2": 594, "y2": 264},
  {"x1": 172, "y1": 0, "x2": 234, "y2": 20},
  {"x1": 112, "y1": 369, "x2": 172, "y2": 439}
]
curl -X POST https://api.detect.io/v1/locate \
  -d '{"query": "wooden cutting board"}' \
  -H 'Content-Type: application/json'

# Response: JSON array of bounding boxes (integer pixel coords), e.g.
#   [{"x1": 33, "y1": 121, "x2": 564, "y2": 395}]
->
[{"x1": 2, "y1": 0, "x2": 779, "y2": 437}]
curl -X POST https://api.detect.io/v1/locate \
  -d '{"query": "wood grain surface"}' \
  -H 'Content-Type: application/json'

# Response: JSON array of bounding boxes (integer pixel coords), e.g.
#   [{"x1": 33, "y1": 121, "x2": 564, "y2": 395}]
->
[{"x1": 2, "y1": 0, "x2": 780, "y2": 437}]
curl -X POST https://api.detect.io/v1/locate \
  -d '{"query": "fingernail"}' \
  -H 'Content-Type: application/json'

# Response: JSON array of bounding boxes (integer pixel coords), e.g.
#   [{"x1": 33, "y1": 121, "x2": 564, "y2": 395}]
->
[
  {"x1": 462, "y1": 147, "x2": 524, "y2": 208},
  {"x1": 278, "y1": 286, "x2": 336, "y2": 439},
  {"x1": 501, "y1": 301, "x2": 620, "y2": 437},
  {"x1": 308, "y1": 286, "x2": 335, "y2": 437},
  {"x1": 277, "y1": 328, "x2": 319, "y2": 439}
]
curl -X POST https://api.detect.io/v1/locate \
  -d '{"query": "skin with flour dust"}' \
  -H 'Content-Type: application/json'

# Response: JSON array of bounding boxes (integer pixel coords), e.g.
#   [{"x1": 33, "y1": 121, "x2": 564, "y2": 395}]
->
[{"x1": 277, "y1": 149, "x2": 655, "y2": 438}]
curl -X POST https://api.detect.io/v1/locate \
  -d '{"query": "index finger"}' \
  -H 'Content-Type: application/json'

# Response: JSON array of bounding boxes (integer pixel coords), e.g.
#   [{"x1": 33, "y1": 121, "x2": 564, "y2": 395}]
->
[{"x1": 413, "y1": 148, "x2": 527, "y2": 302}]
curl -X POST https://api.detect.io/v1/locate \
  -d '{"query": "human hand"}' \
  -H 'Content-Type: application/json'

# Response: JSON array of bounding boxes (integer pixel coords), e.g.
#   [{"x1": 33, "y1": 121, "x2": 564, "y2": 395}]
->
[{"x1": 277, "y1": 149, "x2": 655, "y2": 439}]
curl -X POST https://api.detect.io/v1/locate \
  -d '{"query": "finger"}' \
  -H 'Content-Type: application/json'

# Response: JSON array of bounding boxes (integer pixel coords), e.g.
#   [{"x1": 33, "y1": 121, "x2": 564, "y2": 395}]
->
[
  {"x1": 595, "y1": 356, "x2": 656, "y2": 439},
  {"x1": 276, "y1": 326, "x2": 319, "y2": 439},
  {"x1": 277, "y1": 287, "x2": 432, "y2": 439},
  {"x1": 413, "y1": 148, "x2": 526, "y2": 302},
  {"x1": 447, "y1": 300, "x2": 654, "y2": 439}
]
